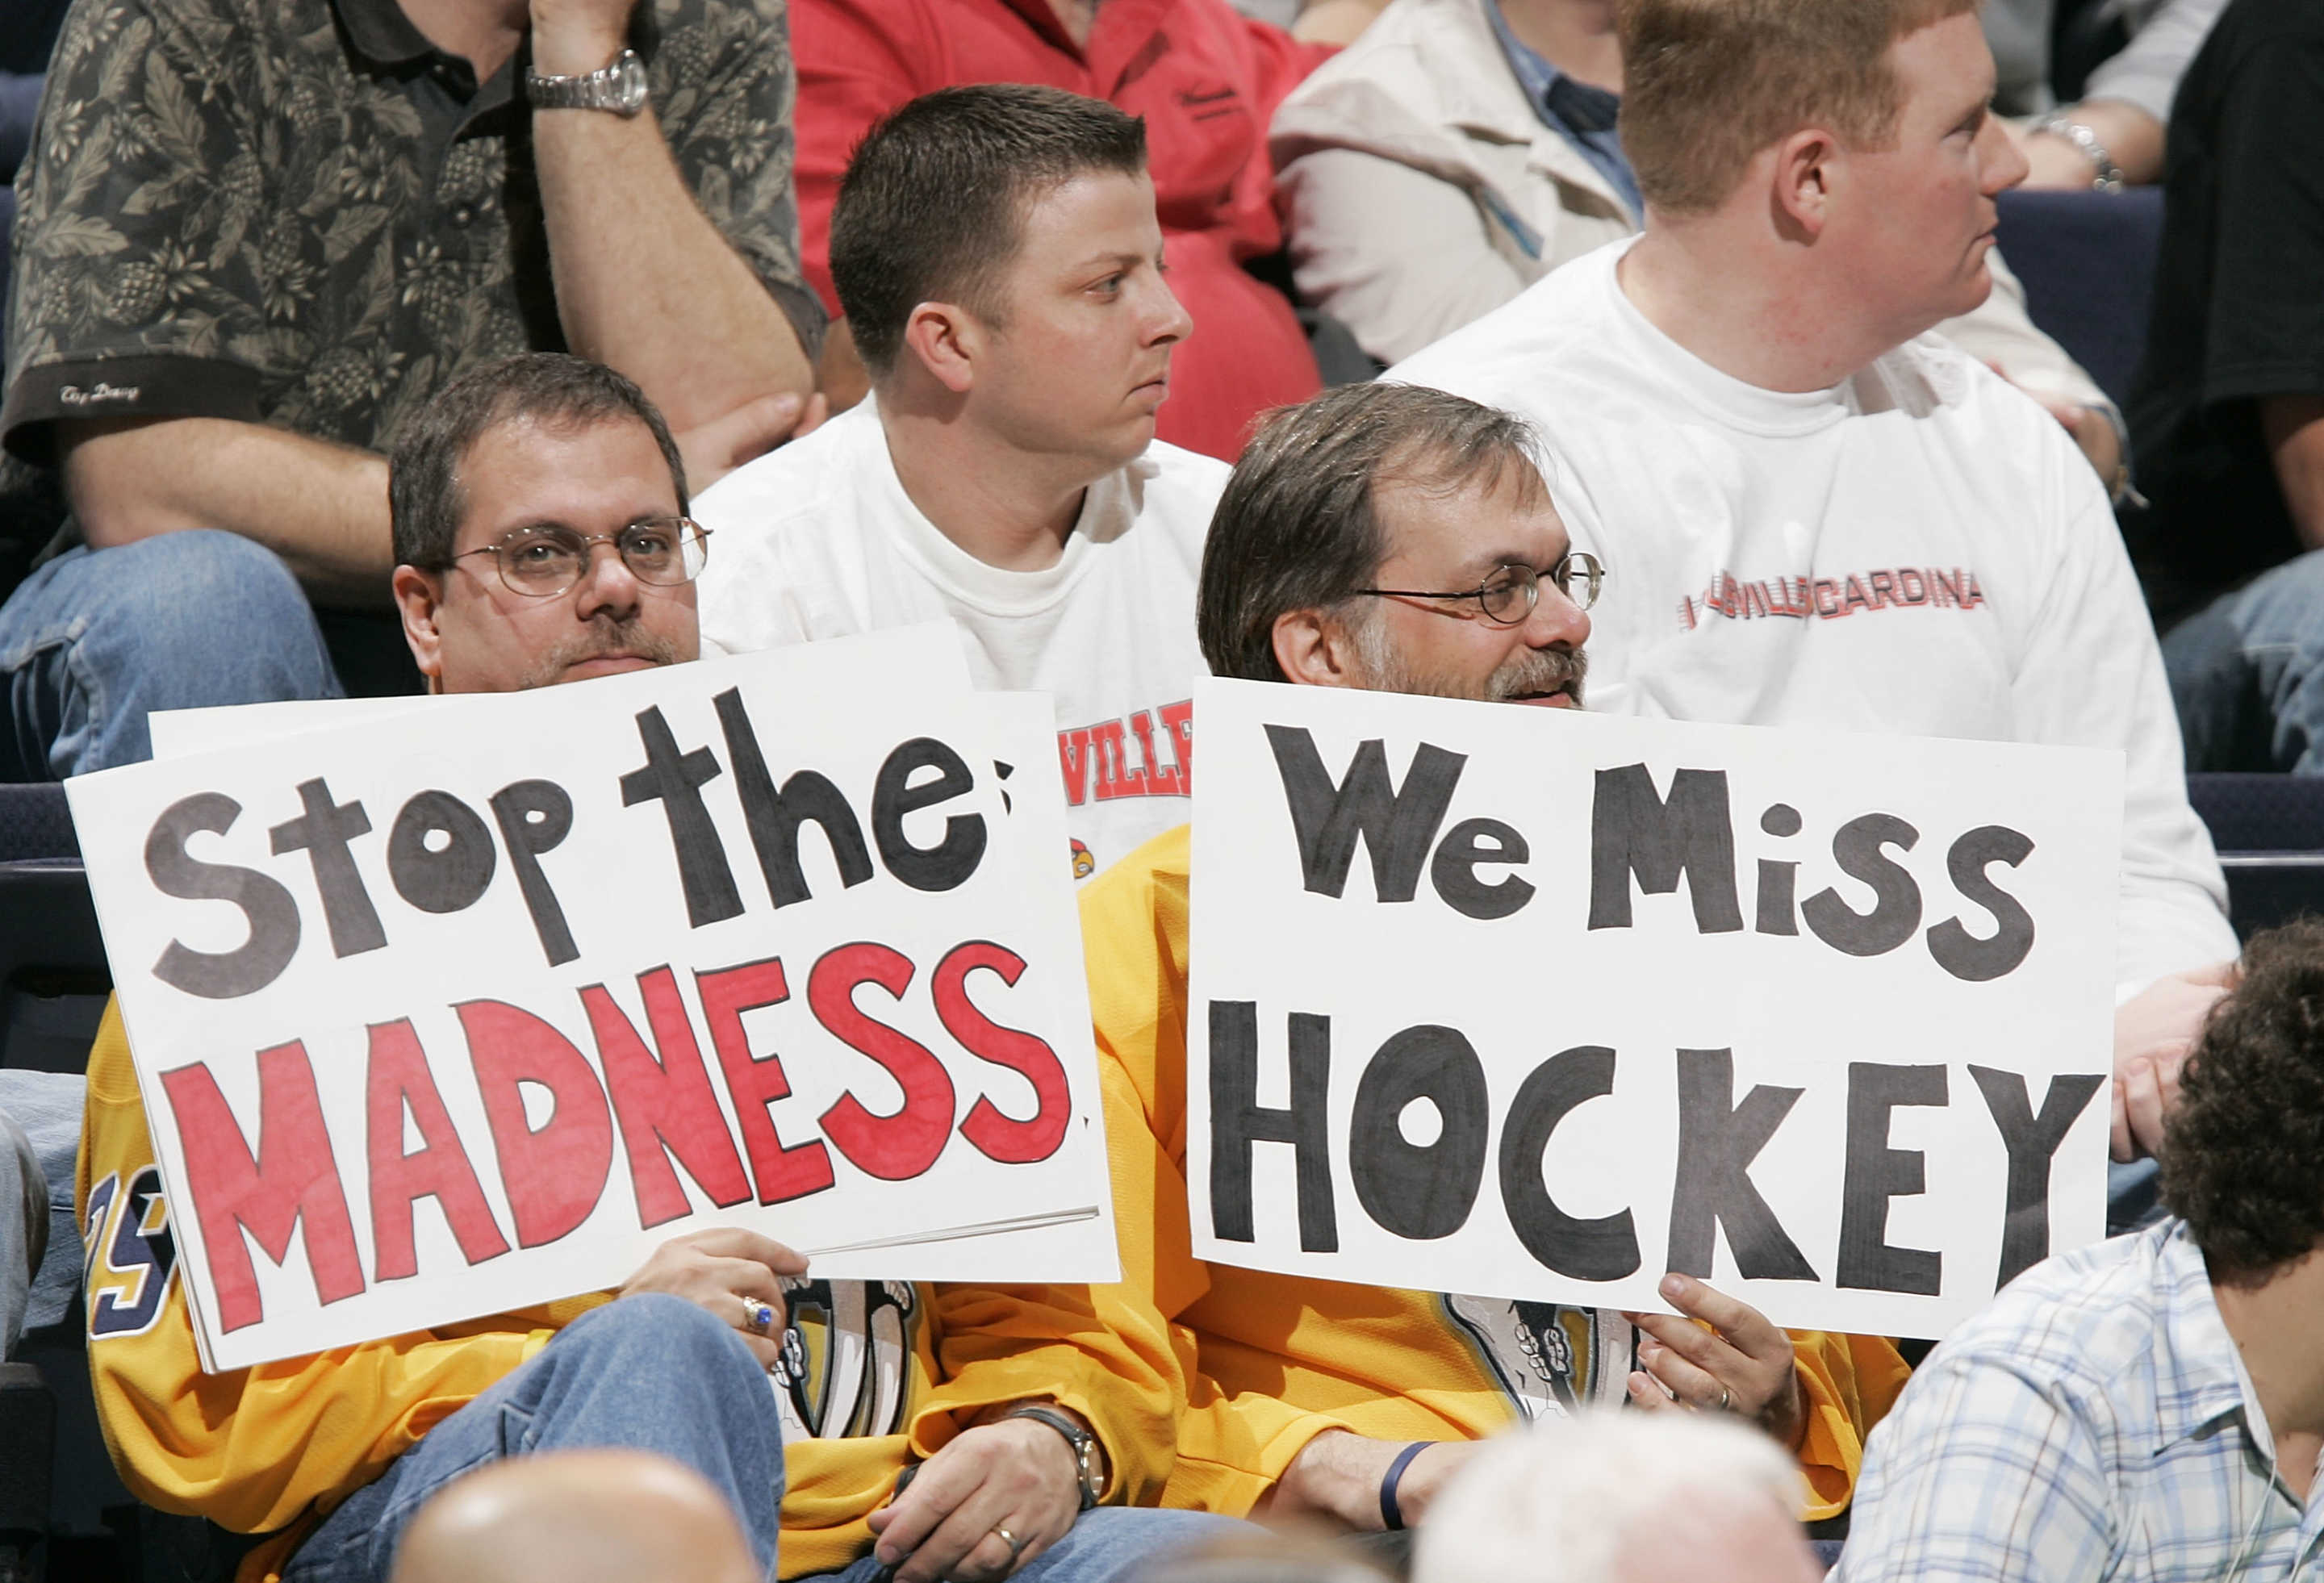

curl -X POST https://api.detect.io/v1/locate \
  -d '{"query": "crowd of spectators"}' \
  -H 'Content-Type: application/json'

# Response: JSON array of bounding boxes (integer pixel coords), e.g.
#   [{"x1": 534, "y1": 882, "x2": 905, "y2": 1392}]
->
[{"x1": 5, "y1": 0, "x2": 2324, "y2": 1578}]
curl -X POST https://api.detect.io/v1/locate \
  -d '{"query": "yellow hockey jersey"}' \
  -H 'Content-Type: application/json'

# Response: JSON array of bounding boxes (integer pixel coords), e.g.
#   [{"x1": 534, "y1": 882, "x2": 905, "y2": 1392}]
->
[
  {"x1": 75, "y1": 999, "x2": 1181, "y2": 1582},
  {"x1": 1077, "y1": 825, "x2": 1912, "y2": 1521}
]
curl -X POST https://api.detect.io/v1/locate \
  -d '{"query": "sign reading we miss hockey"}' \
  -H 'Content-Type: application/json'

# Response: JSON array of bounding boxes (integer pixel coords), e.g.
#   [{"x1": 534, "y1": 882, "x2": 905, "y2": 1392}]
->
[
  {"x1": 1187, "y1": 679, "x2": 2122, "y2": 1339},
  {"x1": 69, "y1": 633, "x2": 1118, "y2": 1370}
]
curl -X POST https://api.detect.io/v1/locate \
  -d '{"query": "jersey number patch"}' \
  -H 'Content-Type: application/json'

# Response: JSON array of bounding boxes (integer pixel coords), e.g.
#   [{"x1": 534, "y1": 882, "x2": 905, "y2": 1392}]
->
[{"x1": 82, "y1": 1167, "x2": 180, "y2": 1339}]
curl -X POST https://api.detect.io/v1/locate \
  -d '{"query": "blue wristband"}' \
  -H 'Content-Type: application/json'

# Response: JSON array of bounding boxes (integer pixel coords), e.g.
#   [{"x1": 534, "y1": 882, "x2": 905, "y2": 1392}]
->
[{"x1": 1379, "y1": 1440, "x2": 1431, "y2": 1532}]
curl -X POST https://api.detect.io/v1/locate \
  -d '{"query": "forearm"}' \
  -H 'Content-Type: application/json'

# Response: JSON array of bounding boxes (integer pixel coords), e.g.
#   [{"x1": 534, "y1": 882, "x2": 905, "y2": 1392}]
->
[
  {"x1": 2023, "y1": 100, "x2": 2166, "y2": 187},
  {"x1": 529, "y1": 22, "x2": 813, "y2": 432},
  {"x1": 1260, "y1": 1430, "x2": 1472, "y2": 1531},
  {"x1": 60, "y1": 416, "x2": 392, "y2": 608},
  {"x1": 817, "y1": 319, "x2": 872, "y2": 417},
  {"x1": 1290, "y1": 0, "x2": 1383, "y2": 44},
  {"x1": 2084, "y1": 0, "x2": 2227, "y2": 132},
  {"x1": 2263, "y1": 395, "x2": 2324, "y2": 551}
]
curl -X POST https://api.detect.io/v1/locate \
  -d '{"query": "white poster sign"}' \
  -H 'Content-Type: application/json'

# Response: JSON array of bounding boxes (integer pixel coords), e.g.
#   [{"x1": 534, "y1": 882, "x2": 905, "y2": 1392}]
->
[
  {"x1": 1188, "y1": 678, "x2": 2121, "y2": 1339},
  {"x1": 70, "y1": 637, "x2": 1115, "y2": 1369}
]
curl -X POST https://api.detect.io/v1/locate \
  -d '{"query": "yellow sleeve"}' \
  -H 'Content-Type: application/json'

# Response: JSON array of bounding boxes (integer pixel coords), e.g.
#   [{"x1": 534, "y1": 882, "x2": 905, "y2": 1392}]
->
[
  {"x1": 1077, "y1": 828, "x2": 1352, "y2": 1516},
  {"x1": 903, "y1": 955, "x2": 1197, "y2": 1506},
  {"x1": 1786, "y1": 1328, "x2": 1912, "y2": 1521},
  {"x1": 77, "y1": 997, "x2": 554, "y2": 1535}
]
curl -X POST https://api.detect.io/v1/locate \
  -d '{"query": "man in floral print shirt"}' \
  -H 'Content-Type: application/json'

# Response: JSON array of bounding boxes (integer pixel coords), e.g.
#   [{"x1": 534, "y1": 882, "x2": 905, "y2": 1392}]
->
[{"x1": 0, "y1": 0, "x2": 823, "y2": 777}]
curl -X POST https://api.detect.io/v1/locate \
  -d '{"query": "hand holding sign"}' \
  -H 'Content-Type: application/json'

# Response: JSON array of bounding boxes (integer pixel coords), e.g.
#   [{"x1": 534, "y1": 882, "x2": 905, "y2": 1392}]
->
[
  {"x1": 616, "y1": 1226, "x2": 809, "y2": 1371},
  {"x1": 1623, "y1": 1274, "x2": 1804, "y2": 1447},
  {"x1": 2109, "y1": 962, "x2": 2235, "y2": 1160}
]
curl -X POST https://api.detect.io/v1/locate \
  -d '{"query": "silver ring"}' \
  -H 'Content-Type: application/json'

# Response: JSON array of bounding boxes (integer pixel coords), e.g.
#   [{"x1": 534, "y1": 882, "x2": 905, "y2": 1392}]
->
[
  {"x1": 743, "y1": 1298, "x2": 777, "y2": 1337},
  {"x1": 1718, "y1": 1385, "x2": 1733, "y2": 1413},
  {"x1": 991, "y1": 1525, "x2": 1026, "y2": 1560}
]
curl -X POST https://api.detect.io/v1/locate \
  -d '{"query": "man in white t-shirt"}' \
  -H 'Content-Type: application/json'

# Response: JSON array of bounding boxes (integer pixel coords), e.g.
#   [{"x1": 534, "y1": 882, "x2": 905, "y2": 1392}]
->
[
  {"x1": 696, "y1": 84, "x2": 1225, "y2": 883},
  {"x1": 1390, "y1": 0, "x2": 2238, "y2": 1178}
]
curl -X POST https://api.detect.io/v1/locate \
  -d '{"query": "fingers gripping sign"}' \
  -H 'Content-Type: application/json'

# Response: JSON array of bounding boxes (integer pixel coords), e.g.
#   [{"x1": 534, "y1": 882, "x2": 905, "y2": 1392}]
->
[
  {"x1": 867, "y1": 1414, "x2": 1091, "y2": 1582},
  {"x1": 1623, "y1": 1273, "x2": 1805, "y2": 1450},
  {"x1": 617, "y1": 1226, "x2": 809, "y2": 1371}
]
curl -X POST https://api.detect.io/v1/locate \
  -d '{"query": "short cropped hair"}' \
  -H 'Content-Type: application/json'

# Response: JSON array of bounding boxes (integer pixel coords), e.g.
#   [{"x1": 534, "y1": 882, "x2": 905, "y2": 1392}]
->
[
  {"x1": 1197, "y1": 382, "x2": 1550, "y2": 683},
  {"x1": 830, "y1": 85, "x2": 1148, "y2": 376},
  {"x1": 1412, "y1": 1413, "x2": 1802, "y2": 1583},
  {"x1": 2159, "y1": 919, "x2": 2324, "y2": 1282},
  {"x1": 391, "y1": 353, "x2": 686, "y2": 571},
  {"x1": 1617, "y1": 0, "x2": 1980, "y2": 215}
]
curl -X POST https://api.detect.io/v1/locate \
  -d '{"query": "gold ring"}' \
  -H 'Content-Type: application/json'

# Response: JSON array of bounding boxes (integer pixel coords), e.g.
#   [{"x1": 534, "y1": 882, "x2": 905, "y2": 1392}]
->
[
  {"x1": 743, "y1": 1298, "x2": 777, "y2": 1337},
  {"x1": 991, "y1": 1525, "x2": 1026, "y2": 1560}
]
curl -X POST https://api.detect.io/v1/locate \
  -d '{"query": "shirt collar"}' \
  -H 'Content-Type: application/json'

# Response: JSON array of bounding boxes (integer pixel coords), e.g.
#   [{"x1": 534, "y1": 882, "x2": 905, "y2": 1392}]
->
[
  {"x1": 2151, "y1": 1220, "x2": 2261, "y2": 1453},
  {"x1": 330, "y1": 0, "x2": 438, "y2": 67},
  {"x1": 1482, "y1": 0, "x2": 1620, "y2": 136}
]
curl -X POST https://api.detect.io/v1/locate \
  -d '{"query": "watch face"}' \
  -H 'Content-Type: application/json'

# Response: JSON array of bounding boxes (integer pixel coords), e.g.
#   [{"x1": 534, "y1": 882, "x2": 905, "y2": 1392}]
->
[{"x1": 613, "y1": 52, "x2": 648, "y2": 111}]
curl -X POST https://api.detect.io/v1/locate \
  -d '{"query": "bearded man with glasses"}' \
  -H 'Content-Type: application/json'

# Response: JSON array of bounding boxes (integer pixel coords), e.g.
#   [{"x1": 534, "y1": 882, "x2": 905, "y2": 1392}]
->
[{"x1": 1078, "y1": 382, "x2": 1906, "y2": 1556}]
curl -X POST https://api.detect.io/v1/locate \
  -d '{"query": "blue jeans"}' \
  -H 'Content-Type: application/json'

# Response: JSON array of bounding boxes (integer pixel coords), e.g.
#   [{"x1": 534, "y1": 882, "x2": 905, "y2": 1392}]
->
[
  {"x1": 281, "y1": 1295, "x2": 786, "y2": 1583},
  {"x1": 0, "y1": 1069, "x2": 82, "y2": 1355},
  {"x1": 810, "y1": 1510, "x2": 1244, "y2": 1583},
  {"x1": 278, "y1": 1294, "x2": 1242, "y2": 1583},
  {"x1": 2163, "y1": 549, "x2": 2324, "y2": 774},
  {"x1": 0, "y1": 531, "x2": 341, "y2": 779}
]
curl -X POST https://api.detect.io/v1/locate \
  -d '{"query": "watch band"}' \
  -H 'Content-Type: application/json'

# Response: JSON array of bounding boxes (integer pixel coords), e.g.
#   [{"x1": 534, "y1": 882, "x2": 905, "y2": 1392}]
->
[
  {"x1": 525, "y1": 45, "x2": 649, "y2": 117},
  {"x1": 2029, "y1": 107, "x2": 2124, "y2": 194},
  {"x1": 1003, "y1": 1405, "x2": 1102, "y2": 1510}
]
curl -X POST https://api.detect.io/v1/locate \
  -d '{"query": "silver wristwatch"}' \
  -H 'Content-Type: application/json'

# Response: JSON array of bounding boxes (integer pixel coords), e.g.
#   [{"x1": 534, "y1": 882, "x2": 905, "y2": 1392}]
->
[
  {"x1": 1003, "y1": 1405, "x2": 1104, "y2": 1510},
  {"x1": 526, "y1": 45, "x2": 649, "y2": 116},
  {"x1": 2029, "y1": 107, "x2": 2124, "y2": 194}
]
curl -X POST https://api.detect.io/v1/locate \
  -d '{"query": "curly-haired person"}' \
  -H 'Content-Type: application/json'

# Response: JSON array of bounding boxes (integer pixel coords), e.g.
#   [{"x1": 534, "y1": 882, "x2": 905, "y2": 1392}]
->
[{"x1": 1835, "y1": 917, "x2": 2324, "y2": 1583}]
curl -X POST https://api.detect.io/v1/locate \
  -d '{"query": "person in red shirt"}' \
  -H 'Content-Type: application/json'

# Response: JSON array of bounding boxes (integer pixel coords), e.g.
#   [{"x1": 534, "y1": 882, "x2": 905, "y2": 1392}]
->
[{"x1": 793, "y1": 0, "x2": 1373, "y2": 460}]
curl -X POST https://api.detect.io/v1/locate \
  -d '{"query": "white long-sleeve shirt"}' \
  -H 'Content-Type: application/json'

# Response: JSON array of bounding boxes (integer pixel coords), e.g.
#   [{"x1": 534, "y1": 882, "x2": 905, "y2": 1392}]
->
[{"x1": 1390, "y1": 240, "x2": 2236, "y2": 992}]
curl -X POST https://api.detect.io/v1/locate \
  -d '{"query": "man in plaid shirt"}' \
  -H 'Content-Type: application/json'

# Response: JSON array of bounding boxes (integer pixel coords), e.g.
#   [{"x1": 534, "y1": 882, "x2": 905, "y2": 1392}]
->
[{"x1": 1837, "y1": 920, "x2": 2324, "y2": 1581}]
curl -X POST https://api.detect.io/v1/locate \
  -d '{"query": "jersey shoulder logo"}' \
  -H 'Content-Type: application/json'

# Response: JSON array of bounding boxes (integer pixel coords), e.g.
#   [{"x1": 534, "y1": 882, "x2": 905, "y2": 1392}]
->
[
  {"x1": 1440, "y1": 1293, "x2": 1633, "y2": 1421},
  {"x1": 82, "y1": 1165, "x2": 181, "y2": 1339},
  {"x1": 772, "y1": 1278, "x2": 920, "y2": 1442}
]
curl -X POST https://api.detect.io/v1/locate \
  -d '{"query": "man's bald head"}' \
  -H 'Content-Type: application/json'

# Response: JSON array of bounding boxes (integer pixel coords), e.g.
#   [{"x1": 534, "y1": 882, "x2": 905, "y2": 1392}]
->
[{"x1": 388, "y1": 1450, "x2": 760, "y2": 1583}]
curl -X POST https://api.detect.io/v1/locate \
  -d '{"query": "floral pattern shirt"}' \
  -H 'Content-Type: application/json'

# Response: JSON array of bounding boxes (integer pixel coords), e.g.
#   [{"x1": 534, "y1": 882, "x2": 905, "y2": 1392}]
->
[{"x1": 0, "y1": 0, "x2": 820, "y2": 468}]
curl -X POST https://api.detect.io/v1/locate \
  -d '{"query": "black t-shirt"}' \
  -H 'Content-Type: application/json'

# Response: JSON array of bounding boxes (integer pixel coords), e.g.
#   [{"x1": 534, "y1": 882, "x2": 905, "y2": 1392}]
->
[{"x1": 2125, "y1": 0, "x2": 2324, "y2": 625}]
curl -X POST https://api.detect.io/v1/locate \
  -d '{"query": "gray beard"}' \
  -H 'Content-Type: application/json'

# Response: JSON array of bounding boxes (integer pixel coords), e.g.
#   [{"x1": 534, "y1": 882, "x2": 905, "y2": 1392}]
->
[{"x1": 1351, "y1": 618, "x2": 1588, "y2": 707}]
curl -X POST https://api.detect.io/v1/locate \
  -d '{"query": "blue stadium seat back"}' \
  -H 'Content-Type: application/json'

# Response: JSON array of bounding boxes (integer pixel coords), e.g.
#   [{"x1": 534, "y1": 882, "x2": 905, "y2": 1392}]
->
[
  {"x1": 1992, "y1": 186, "x2": 2167, "y2": 411},
  {"x1": 0, "y1": 860, "x2": 109, "y2": 1075},
  {"x1": 2185, "y1": 773, "x2": 2324, "y2": 853},
  {"x1": 2186, "y1": 773, "x2": 2324, "y2": 940},
  {"x1": 0, "y1": 784, "x2": 76, "y2": 865}
]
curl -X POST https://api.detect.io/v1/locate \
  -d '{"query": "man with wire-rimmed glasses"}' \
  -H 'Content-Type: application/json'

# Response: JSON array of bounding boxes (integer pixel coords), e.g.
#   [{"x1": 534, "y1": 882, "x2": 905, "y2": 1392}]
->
[
  {"x1": 1076, "y1": 382, "x2": 1907, "y2": 1556},
  {"x1": 391, "y1": 353, "x2": 710, "y2": 695}
]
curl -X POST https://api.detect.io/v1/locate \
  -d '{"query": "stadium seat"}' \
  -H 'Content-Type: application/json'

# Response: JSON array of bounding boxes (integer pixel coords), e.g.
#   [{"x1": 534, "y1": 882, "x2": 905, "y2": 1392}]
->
[
  {"x1": 0, "y1": 1360, "x2": 52, "y2": 1582},
  {"x1": 0, "y1": 785, "x2": 74, "y2": 867},
  {"x1": 1992, "y1": 187, "x2": 2167, "y2": 411},
  {"x1": 0, "y1": 860, "x2": 107, "y2": 1077},
  {"x1": 2186, "y1": 773, "x2": 2324, "y2": 939}
]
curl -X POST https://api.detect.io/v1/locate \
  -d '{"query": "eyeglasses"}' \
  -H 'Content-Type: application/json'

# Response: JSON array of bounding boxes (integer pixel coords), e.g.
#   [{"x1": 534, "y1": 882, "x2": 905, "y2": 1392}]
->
[
  {"x1": 1356, "y1": 552, "x2": 1604, "y2": 624},
  {"x1": 451, "y1": 517, "x2": 711, "y2": 598}
]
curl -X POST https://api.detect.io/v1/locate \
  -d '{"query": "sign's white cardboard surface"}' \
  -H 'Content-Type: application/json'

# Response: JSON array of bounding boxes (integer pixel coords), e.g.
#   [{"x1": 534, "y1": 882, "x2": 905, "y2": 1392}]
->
[
  {"x1": 73, "y1": 633, "x2": 1117, "y2": 1369},
  {"x1": 1187, "y1": 677, "x2": 2121, "y2": 1340}
]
